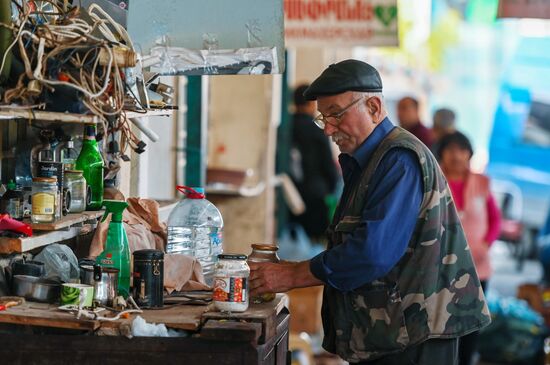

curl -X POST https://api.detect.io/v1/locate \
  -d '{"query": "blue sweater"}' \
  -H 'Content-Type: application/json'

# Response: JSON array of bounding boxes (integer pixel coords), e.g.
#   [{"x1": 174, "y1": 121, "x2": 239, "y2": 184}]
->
[{"x1": 309, "y1": 118, "x2": 423, "y2": 292}]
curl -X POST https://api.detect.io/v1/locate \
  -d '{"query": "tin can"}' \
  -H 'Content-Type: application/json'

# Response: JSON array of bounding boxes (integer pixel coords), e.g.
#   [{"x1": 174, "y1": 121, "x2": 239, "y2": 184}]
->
[{"x1": 132, "y1": 249, "x2": 164, "y2": 308}]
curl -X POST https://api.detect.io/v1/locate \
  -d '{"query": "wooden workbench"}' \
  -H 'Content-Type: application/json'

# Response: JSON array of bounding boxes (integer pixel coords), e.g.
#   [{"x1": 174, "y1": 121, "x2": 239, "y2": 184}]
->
[{"x1": 0, "y1": 294, "x2": 290, "y2": 364}]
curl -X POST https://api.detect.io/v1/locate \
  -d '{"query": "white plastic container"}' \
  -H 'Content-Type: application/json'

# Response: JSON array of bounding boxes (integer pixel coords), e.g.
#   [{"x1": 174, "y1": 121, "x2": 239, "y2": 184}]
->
[{"x1": 166, "y1": 187, "x2": 223, "y2": 284}]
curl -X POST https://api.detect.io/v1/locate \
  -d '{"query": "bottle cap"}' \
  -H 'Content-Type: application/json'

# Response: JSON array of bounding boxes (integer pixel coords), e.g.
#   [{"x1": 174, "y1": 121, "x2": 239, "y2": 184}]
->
[
  {"x1": 218, "y1": 254, "x2": 247, "y2": 260},
  {"x1": 176, "y1": 186, "x2": 205, "y2": 199},
  {"x1": 84, "y1": 125, "x2": 97, "y2": 138},
  {"x1": 7, "y1": 180, "x2": 16, "y2": 190}
]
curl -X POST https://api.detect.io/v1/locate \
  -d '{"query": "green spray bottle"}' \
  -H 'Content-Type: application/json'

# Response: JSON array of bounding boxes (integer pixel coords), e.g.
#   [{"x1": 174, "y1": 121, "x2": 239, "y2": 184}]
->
[{"x1": 96, "y1": 200, "x2": 131, "y2": 297}]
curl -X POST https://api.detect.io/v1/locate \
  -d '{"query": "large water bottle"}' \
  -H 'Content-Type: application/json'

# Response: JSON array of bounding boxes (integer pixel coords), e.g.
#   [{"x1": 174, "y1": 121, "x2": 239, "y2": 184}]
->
[{"x1": 166, "y1": 186, "x2": 223, "y2": 284}]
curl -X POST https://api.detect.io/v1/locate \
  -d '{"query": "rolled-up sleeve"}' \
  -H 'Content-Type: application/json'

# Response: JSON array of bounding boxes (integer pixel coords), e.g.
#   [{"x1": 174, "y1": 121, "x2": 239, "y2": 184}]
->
[{"x1": 309, "y1": 149, "x2": 423, "y2": 292}]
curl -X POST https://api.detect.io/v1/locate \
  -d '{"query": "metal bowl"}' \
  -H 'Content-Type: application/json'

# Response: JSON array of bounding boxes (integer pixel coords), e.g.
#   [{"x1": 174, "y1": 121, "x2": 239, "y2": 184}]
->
[{"x1": 12, "y1": 275, "x2": 61, "y2": 303}]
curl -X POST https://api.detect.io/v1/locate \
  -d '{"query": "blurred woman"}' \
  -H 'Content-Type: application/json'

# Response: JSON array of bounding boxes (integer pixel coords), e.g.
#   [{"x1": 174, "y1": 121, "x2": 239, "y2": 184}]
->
[{"x1": 437, "y1": 132, "x2": 501, "y2": 365}]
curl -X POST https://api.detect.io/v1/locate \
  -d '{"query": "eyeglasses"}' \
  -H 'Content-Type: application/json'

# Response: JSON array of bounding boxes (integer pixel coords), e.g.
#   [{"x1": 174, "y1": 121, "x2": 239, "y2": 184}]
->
[{"x1": 313, "y1": 96, "x2": 368, "y2": 129}]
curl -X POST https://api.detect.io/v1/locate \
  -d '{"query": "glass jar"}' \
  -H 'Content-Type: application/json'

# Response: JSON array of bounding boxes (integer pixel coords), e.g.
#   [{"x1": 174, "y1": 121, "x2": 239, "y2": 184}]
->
[
  {"x1": 63, "y1": 170, "x2": 86, "y2": 213},
  {"x1": 213, "y1": 254, "x2": 250, "y2": 312},
  {"x1": 248, "y1": 244, "x2": 280, "y2": 303},
  {"x1": 31, "y1": 177, "x2": 57, "y2": 223}
]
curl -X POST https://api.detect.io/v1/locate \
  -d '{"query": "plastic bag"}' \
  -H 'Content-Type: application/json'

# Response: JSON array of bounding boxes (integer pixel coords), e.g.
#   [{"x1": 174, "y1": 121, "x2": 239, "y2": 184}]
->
[
  {"x1": 478, "y1": 290, "x2": 548, "y2": 363},
  {"x1": 278, "y1": 224, "x2": 324, "y2": 261},
  {"x1": 34, "y1": 244, "x2": 79, "y2": 283},
  {"x1": 131, "y1": 315, "x2": 185, "y2": 338}
]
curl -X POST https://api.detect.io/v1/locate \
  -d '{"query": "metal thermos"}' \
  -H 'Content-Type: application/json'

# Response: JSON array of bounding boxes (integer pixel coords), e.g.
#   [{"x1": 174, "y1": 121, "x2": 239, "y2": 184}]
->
[
  {"x1": 132, "y1": 249, "x2": 164, "y2": 308},
  {"x1": 93, "y1": 265, "x2": 119, "y2": 307}
]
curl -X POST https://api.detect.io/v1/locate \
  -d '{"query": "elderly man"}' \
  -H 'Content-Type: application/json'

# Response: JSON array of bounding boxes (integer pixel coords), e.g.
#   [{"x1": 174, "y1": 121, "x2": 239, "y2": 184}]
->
[{"x1": 250, "y1": 60, "x2": 490, "y2": 365}]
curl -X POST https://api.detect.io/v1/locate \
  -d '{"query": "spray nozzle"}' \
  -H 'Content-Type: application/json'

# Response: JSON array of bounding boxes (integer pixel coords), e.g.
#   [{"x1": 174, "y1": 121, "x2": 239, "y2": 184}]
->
[
  {"x1": 101, "y1": 200, "x2": 129, "y2": 222},
  {"x1": 176, "y1": 186, "x2": 205, "y2": 199}
]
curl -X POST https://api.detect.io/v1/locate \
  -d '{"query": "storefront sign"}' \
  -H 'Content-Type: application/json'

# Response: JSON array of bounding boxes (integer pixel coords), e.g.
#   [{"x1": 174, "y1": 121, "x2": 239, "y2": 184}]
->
[
  {"x1": 284, "y1": 0, "x2": 398, "y2": 47},
  {"x1": 498, "y1": 0, "x2": 550, "y2": 19}
]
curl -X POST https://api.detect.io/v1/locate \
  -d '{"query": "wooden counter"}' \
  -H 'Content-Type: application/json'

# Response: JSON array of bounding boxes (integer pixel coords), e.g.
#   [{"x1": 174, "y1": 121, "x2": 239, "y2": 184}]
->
[{"x1": 0, "y1": 294, "x2": 290, "y2": 364}]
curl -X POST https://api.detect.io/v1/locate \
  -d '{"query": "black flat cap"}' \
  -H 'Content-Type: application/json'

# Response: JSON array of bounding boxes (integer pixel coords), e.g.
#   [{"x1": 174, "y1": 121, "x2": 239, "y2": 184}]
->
[{"x1": 303, "y1": 59, "x2": 383, "y2": 100}]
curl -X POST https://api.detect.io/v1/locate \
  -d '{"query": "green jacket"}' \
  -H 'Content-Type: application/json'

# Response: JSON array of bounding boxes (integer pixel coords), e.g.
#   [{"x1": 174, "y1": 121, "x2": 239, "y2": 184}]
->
[{"x1": 321, "y1": 127, "x2": 491, "y2": 363}]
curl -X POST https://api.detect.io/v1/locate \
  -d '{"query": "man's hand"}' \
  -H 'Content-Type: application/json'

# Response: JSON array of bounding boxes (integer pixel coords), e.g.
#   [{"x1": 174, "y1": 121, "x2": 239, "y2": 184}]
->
[{"x1": 249, "y1": 260, "x2": 324, "y2": 296}]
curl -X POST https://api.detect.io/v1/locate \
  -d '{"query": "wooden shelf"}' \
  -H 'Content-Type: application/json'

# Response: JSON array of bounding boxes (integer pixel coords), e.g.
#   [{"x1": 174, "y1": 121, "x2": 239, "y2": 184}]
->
[
  {"x1": 125, "y1": 108, "x2": 175, "y2": 119},
  {"x1": 0, "y1": 211, "x2": 104, "y2": 254},
  {"x1": 0, "y1": 108, "x2": 99, "y2": 124},
  {"x1": 0, "y1": 107, "x2": 175, "y2": 124},
  {"x1": 27, "y1": 211, "x2": 104, "y2": 231},
  {"x1": 205, "y1": 182, "x2": 266, "y2": 197}
]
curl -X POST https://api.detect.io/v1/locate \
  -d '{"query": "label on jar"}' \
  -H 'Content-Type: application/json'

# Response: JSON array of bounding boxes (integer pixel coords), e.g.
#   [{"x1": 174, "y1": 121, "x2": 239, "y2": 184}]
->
[
  {"x1": 5, "y1": 199, "x2": 22, "y2": 218},
  {"x1": 32, "y1": 193, "x2": 55, "y2": 215},
  {"x1": 213, "y1": 277, "x2": 247, "y2": 303}
]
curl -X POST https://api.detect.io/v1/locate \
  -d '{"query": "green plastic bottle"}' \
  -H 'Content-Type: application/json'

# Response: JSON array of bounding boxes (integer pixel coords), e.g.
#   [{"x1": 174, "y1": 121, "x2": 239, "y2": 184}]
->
[
  {"x1": 75, "y1": 125, "x2": 104, "y2": 210},
  {"x1": 96, "y1": 200, "x2": 131, "y2": 298}
]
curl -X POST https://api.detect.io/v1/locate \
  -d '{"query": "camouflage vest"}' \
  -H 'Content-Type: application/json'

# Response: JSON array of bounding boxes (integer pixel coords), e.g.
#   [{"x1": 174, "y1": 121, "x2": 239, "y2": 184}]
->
[{"x1": 322, "y1": 127, "x2": 491, "y2": 363}]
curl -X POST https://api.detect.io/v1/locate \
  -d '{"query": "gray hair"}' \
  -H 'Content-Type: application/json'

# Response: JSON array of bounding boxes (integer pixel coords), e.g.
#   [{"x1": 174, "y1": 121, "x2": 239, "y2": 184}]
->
[{"x1": 433, "y1": 108, "x2": 456, "y2": 129}]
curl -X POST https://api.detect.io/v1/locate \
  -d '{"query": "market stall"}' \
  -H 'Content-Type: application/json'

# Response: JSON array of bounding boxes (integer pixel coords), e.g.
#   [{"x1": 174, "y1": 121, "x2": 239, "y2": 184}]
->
[
  {"x1": 0, "y1": 294, "x2": 289, "y2": 364},
  {"x1": 0, "y1": 1, "x2": 289, "y2": 364}
]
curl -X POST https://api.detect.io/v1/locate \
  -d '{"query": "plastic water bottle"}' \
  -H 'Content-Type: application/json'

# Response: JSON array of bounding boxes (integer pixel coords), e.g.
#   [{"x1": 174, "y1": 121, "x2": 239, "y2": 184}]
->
[{"x1": 166, "y1": 186, "x2": 223, "y2": 284}]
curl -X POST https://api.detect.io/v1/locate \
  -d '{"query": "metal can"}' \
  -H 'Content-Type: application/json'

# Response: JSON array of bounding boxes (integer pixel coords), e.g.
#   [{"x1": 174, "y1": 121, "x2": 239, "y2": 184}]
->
[
  {"x1": 31, "y1": 177, "x2": 57, "y2": 223},
  {"x1": 63, "y1": 170, "x2": 87, "y2": 213},
  {"x1": 132, "y1": 249, "x2": 164, "y2": 308}
]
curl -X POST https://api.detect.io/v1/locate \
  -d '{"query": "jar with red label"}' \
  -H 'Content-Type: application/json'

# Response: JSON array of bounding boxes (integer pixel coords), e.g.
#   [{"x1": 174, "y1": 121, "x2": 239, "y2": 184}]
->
[{"x1": 213, "y1": 254, "x2": 249, "y2": 312}]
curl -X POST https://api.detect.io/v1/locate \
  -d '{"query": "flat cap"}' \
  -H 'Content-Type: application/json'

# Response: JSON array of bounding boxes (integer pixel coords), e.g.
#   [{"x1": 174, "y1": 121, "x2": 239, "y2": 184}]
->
[{"x1": 303, "y1": 59, "x2": 382, "y2": 100}]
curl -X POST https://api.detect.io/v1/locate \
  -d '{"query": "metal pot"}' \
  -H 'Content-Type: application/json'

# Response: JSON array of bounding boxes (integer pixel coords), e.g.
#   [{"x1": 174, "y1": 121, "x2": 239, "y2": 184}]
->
[
  {"x1": 11, "y1": 259, "x2": 45, "y2": 278},
  {"x1": 13, "y1": 275, "x2": 61, "y2": 303},
  {"x1": 92, "y1": 265, "x2": 119, "y2": 307},
  {"x1": 79, "y1": 264, "x2": 95, "y2": 286}
]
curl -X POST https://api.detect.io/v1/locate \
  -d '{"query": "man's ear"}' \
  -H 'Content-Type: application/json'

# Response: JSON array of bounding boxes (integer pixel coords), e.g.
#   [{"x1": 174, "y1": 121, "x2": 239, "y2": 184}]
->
[{"x1": 367, "y1": 97, "x2": 382, "y2": 118}]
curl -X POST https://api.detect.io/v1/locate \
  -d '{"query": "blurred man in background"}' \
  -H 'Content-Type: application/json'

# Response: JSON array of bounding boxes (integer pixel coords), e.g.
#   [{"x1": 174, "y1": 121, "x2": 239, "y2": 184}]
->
[
  {"x1": 288, "y1": 84, "x2": 339, "y2": 242},
  {"x1": 397, "y1": 96, "x2": 433, "y2": 148}
]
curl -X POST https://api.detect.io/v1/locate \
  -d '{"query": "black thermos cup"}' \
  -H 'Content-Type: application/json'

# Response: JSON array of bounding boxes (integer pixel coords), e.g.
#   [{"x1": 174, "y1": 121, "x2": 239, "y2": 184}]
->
[{"x1": 132, "y1": 249, "x2": 164, "y2": 308}]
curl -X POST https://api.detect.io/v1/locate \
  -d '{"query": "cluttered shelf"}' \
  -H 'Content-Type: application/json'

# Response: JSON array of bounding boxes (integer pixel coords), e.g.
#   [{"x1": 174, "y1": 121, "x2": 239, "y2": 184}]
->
[
  {"x1": 0, "y1": 211, "x2": 104, "y2": 254},
  {"x1": 0, "y1": 293, "x2": 289, "y2": 334}
]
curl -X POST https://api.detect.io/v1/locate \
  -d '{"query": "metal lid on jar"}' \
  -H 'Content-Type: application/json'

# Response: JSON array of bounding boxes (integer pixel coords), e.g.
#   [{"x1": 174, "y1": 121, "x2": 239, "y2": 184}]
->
[
  {"x1": 133, "y1": 249, "x2": 164, "y2": 260},
  {"x1": 65, "y1": 170, "x2": 84, "y2": 174},
  {"x1": 251, "y1": 244, "x2": 279, "y2": 251},
  {"x1": 32, "y1": 177, "x2": 57, "y2": 183},
  {"x1": 218, "y1": 254, "x2": 247, "y2": 260}
]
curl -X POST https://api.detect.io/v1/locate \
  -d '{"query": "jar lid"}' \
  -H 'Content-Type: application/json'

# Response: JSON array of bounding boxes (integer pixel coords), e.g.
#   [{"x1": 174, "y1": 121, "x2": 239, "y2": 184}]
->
[
  {"x1": 133, "y1": 249, "x2": 164, "y2": 260},
  {"x1": 33, "y1": 177, "x2": 57, "y2": 183},
  {"x1": 251, "y1": 244, "x2": 279, "y2": 251},
  {"x1": 218, "y1": 254, "x2": 247, "y2": 260},
  {"x1": 65, "y1": 170, "x2": 84, "y2": 174}
]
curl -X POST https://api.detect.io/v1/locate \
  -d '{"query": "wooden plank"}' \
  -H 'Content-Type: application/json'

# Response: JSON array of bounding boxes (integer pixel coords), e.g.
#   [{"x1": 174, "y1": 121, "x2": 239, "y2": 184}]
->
[
  {"x1": 203, "y1": 294, "x2": 288, "y2": 321},
  {"x1": 202, "y1": 294, "x2": 289, "y2": 344},
  {"x1": 0, "y1": 302, "x2": 99, "y2": 330},
  {"x1": 125, "y1": 109, "x2": 174, "y2": 119},
  {"x1": 115, "y1": 304, "x2": 209, "y2": 331},
  {"x1": 201, "y1": 320, "x2": 262, "y2": 343},
  {"x1": 0, "y1": 224, "x2": 95, "y2": 254},
  {"x1": 28, "y1": 211, "x2": 104, "y2": 231},
  {"x1": 0, "y1": 108, "x2": 99, "y2": 124}
]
